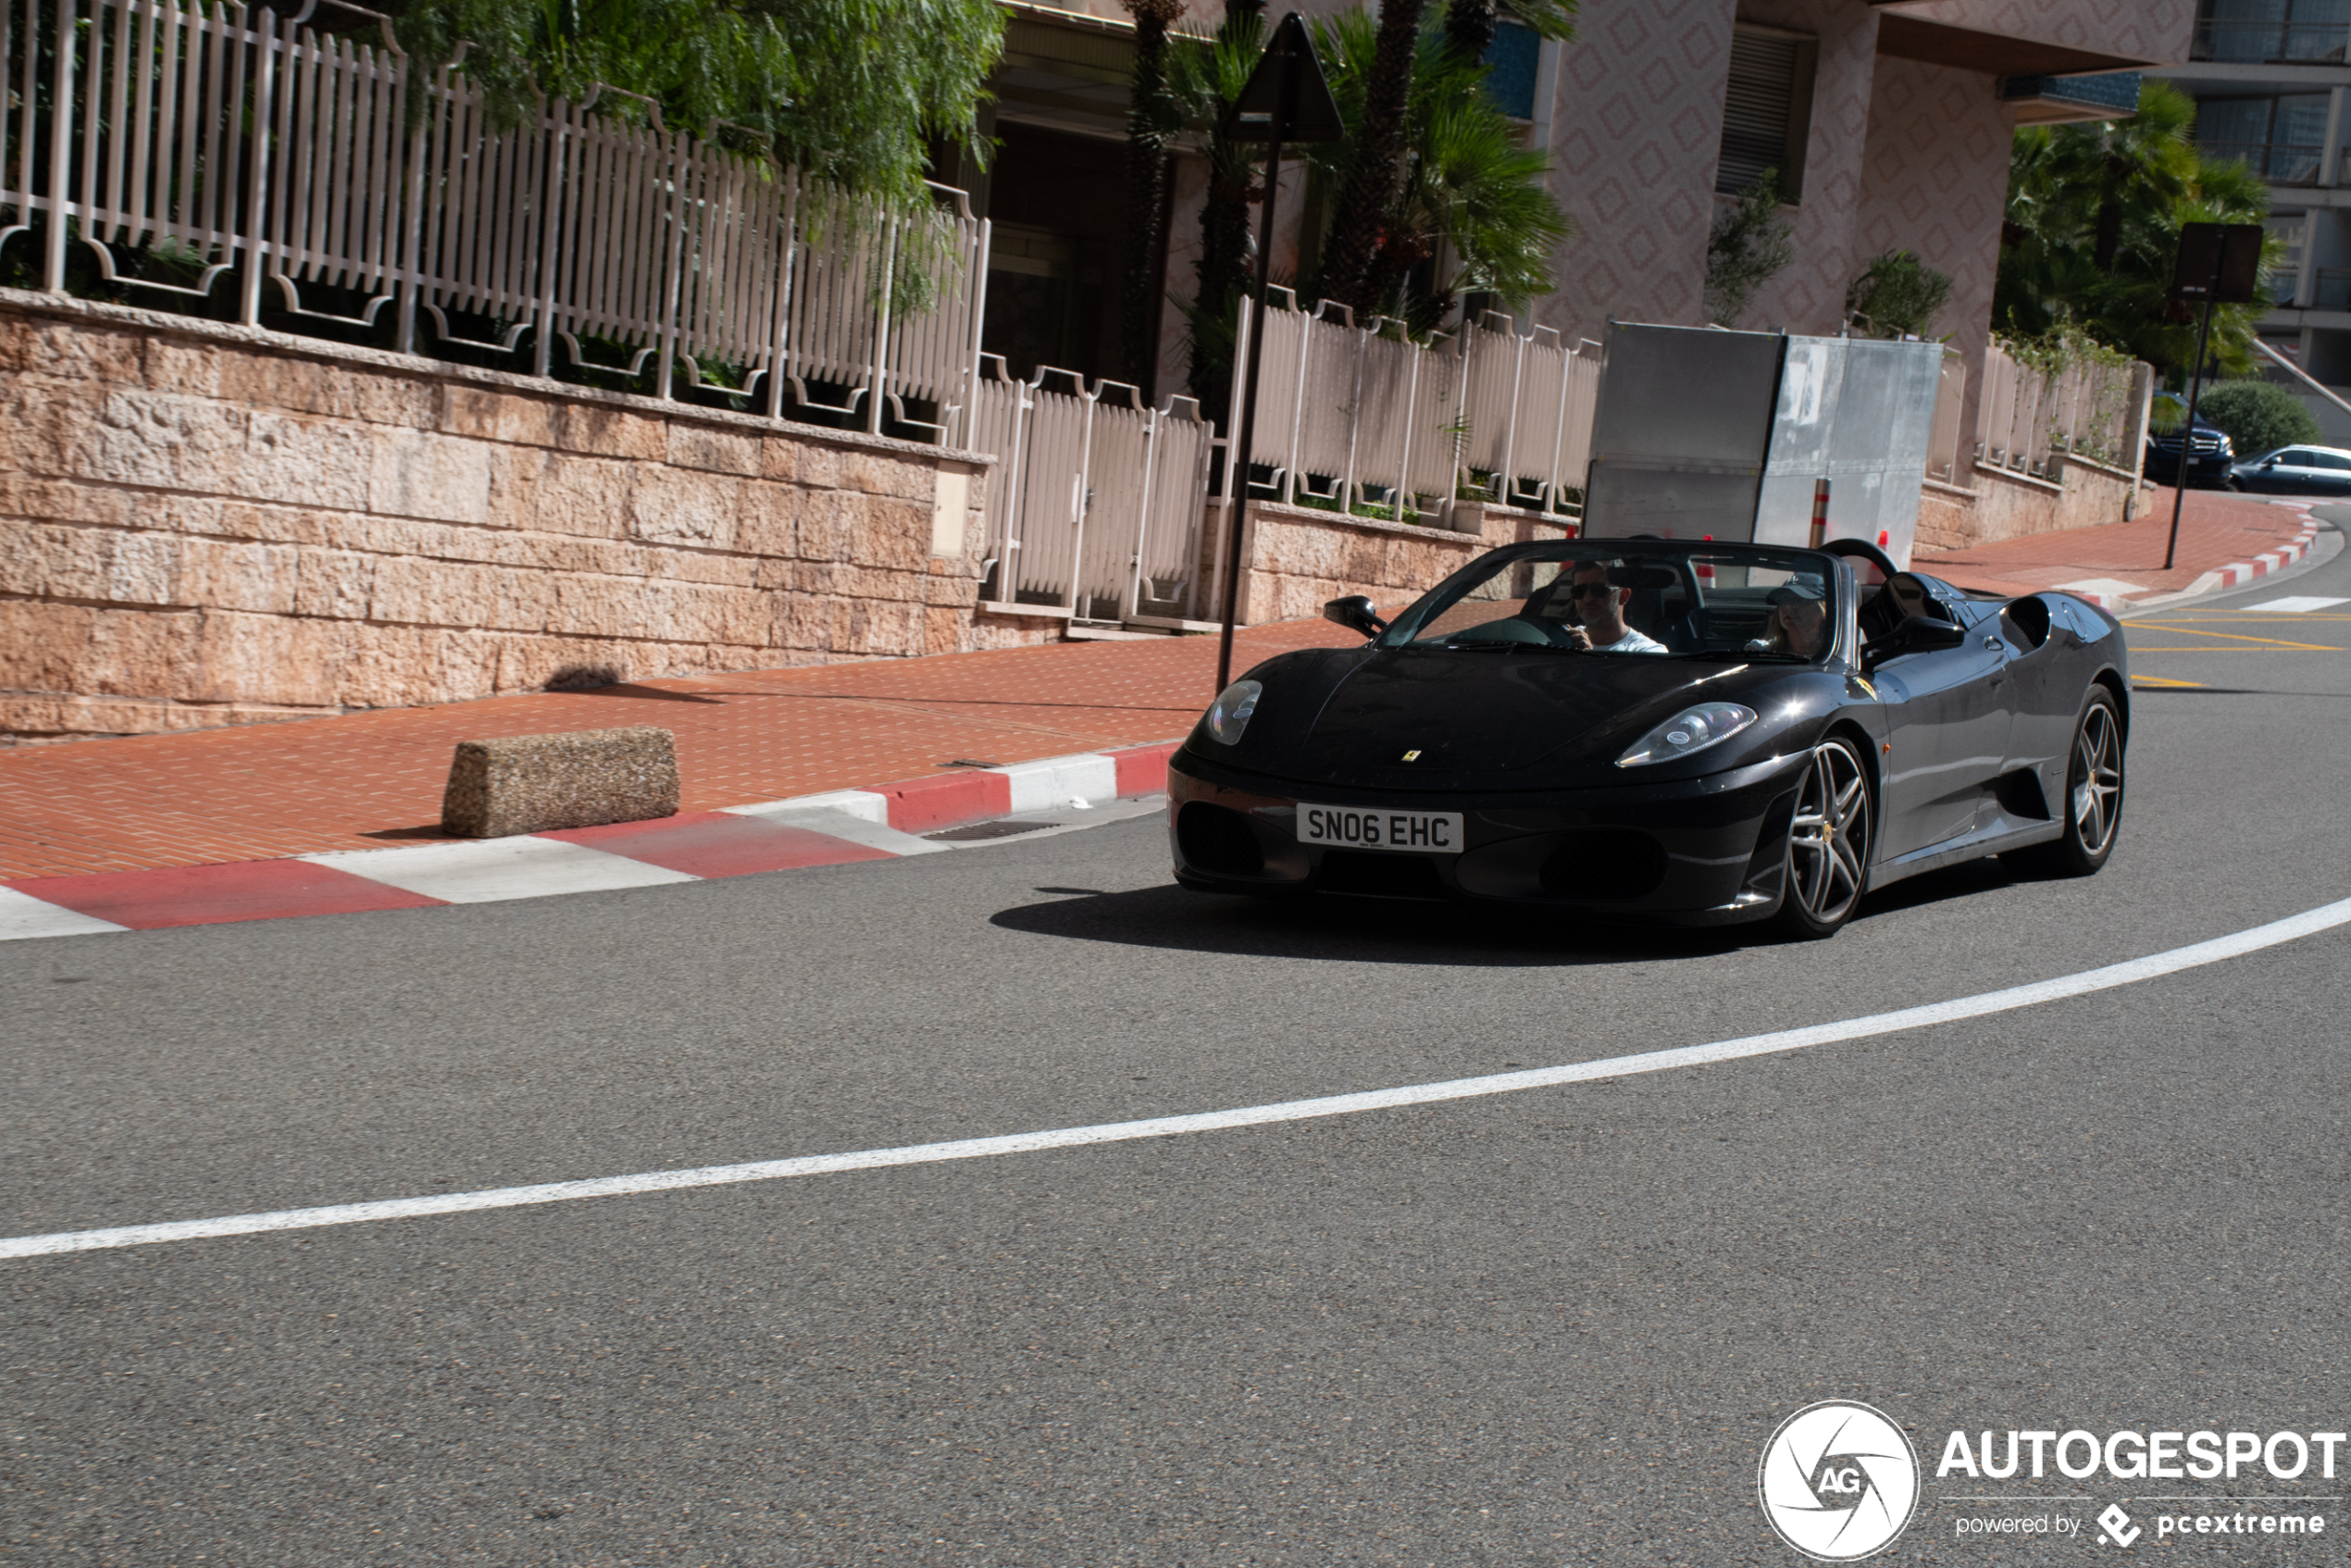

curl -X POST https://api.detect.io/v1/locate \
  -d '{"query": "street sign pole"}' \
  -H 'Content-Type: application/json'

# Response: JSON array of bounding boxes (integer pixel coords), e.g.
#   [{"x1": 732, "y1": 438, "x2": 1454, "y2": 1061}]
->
[
  {"x1": 2164, "y1": 293, "x2": 2218, "y2": 572},
  {"x1": 1213, "y1": 14, "x2": 1342, "y2": 697},
  {"x1": 2163, "y1": 220, "x2": 2265, "y2": 574},
  {"x1": 1216, "y1": 117, "x2": 1287, "y2": 696}
]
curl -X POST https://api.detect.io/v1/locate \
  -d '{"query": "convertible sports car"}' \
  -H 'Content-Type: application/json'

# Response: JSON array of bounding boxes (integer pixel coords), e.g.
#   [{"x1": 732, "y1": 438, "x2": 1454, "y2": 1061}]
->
[{"x1": 1167, "y1": 537, "x2": 2128, "y2": 938}]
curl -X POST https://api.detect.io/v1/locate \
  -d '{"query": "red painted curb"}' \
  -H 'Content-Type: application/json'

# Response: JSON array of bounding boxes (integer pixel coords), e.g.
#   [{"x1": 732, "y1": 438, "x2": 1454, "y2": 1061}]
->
[
  {"x1": 1108, "y1": 740, "x2": 1182, "y2": 799},
  {"x1": 865, "y1": 770, "x2": 1015, "y2": 833},
  {"x1": 8, "y1": 859, "x2": 446, "y2": 929}
]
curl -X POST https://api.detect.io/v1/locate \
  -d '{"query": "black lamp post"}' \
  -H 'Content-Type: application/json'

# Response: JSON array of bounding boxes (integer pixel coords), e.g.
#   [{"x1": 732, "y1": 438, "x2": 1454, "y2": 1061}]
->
[{"x1": 1213, "y1": 12, "x2": 1344, "y2": 696}]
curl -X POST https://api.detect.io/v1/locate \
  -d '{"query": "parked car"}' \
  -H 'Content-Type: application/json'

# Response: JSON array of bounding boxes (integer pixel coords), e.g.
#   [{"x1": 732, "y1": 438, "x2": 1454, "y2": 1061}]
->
[
  {"x1": 1169, "y1": 537, "x2": 2128, "y2": 940},
  {"x1": 2144, "y1": 392, "x2": 2234, "y2": 486},
  {"x1": 2228, "y1": 444, "x2": 2351, "y2": 495}
]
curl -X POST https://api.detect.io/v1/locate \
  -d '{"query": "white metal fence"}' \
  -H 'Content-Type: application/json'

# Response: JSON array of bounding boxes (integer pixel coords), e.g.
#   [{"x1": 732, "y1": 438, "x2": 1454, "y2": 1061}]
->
[
  {"x1": 1225, "y1": 292, "x2": 1598, "y2": 524},
  {"x1": 1974, "y1": 339, "x2": 2153, "y2": 482},
  {"x1": 0, "y1": 0, "x2": 986, "y2": 438},
  {"x1": 968, "y1": 360, "x2": 1217, "y2": 623}
]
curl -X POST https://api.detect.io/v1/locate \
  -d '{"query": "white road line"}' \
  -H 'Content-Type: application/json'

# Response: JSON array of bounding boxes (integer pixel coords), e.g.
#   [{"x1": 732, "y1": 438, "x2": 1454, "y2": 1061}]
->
[
  {"x1": 2243, "y1": 595, "x2": 2350, "y2": 614},
  {"x1": 0, "y1": 887, "x2": 128, "y2": 940},
  {"x1": 301, "y1": 837, "x2": 695, "y2": 902},
  {"x1": 8, "y1": 894, "x2": 2351, "y2": 1262}
]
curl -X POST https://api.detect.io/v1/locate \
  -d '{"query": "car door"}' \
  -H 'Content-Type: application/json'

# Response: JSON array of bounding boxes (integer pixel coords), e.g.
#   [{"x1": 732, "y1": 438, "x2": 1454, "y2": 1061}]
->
[
  {"x1": 1992, "y1": 595, "x2": 2077, "y2": 831},
  {"x1": 2272, "y1": 449, "x2": 2321, "y2": 494},
  {"x1": 2311, "y1": 450, "x2": 2351, "y2": 495},
  {"x1": 1869, "y1": 581, "x2": 2014, "y2": 859}
]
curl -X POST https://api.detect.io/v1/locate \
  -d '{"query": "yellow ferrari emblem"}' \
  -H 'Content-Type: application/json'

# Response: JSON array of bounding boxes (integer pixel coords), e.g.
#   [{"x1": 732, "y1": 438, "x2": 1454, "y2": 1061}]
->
[{"x1": 1402, "y1": 749, "x2": 1422, "y2": 762}]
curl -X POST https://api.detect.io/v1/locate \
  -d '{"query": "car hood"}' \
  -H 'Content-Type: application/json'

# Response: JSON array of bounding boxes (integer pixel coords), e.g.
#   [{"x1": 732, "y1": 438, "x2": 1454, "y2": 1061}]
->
[{"x1": 1209, "y1": 646, "x2": 1813, "y2": 790}]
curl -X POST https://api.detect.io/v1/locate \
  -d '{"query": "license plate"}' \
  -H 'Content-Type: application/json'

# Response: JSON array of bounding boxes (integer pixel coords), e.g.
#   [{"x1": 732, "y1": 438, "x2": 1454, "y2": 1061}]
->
[{"x1": 1296, "y1": 804, "x2": 1465, "y2": 855}]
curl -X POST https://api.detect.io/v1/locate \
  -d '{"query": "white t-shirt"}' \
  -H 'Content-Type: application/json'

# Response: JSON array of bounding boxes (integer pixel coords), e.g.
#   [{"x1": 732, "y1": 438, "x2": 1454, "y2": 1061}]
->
[{"x1": 1593, "y1": 627, "x2": 1667, "y2": 653}]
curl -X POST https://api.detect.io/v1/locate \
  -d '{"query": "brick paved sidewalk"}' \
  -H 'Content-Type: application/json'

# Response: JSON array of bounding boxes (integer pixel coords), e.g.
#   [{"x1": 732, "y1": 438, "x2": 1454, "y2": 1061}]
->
[
  {"x1": 0, "y1": 620, "x2": 1359, "y2": 881},
  {"x1": 1913, "y1": 489, "x2": 2320, "y2": 604}
]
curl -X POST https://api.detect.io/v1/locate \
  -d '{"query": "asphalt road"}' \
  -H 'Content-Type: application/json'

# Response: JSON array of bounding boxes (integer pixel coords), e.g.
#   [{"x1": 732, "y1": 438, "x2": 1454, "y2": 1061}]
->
[{"x1": 7, "y1": 519, "x2": 2351, "y2": 1566}]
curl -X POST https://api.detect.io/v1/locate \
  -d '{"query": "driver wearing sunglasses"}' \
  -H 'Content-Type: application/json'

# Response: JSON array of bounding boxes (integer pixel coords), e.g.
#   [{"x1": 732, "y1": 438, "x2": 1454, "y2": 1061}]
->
[{"x1": 1557, "y1": 561, "x2": 1666, "y2": 653}]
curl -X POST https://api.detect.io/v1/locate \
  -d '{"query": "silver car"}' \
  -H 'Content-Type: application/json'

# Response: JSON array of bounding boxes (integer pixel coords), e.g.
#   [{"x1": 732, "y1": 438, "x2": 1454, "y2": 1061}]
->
[{"x1": 2228, "y1": 443, "x2": 2351, "y2": 495}]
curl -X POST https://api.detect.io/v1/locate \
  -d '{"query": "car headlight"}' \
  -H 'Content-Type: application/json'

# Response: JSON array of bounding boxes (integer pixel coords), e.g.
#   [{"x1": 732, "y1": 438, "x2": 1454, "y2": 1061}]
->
[
  {"x1": 1615, "y1": 702, "x2": 1757, "y2": 768},
  {"x1": 1204, "y1": 679, "x2": 1263, "y2": 745}
]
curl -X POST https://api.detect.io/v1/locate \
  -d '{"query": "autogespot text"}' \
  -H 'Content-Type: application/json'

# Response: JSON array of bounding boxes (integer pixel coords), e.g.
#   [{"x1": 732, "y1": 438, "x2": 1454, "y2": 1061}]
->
[{"x1": 1937, "y1": 1428, "x2": 2347, "y2": 1481}]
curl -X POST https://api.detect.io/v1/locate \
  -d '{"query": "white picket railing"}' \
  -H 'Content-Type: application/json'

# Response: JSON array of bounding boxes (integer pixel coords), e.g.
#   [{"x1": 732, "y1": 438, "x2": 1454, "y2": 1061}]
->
[
  {"x1": 0, "y1": 0, "x2": 987, "y2": 440},
  {"x1": 1224, "y1": 292, "x2": 1598, "y2": 525},
  {"x1": 1975, "y1": 339, "x2": 2153, "y2": 481},
  {"x1": 969, "y1": 359, "x2": 1217, "y2": 622}
]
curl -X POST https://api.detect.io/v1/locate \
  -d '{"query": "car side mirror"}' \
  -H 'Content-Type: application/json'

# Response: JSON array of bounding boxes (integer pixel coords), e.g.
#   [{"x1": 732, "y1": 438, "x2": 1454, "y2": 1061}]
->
[
  {"x1": 1863, "y1": 614, "x2": 1964, "y2": 670},
  {"x1": 1324, "y1": 594, "x2": 1386, "y2": 637}
]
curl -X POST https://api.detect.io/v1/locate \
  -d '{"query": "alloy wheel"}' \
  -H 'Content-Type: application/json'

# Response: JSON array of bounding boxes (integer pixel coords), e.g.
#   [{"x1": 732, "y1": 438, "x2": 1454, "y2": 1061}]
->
[
  {"x1": 1787, "y1": 740, "x2": 1869, "y2": 927},
  {"x1": 2071, "y1": 701, "x2": 2122, "y2": 858}
]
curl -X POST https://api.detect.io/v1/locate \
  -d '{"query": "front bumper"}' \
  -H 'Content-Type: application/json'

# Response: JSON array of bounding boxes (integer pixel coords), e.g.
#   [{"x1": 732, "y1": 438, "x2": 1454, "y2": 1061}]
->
[{"x1": 1167, "y1": 748, "x2": 1818, "y2": 926}]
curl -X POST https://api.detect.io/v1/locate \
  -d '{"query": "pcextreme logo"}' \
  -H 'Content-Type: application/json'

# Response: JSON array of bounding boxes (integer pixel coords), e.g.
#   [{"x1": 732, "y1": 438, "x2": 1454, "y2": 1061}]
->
[{"x1": 1759, "y1": 1401, "x2": 1922, "y2": 1562}]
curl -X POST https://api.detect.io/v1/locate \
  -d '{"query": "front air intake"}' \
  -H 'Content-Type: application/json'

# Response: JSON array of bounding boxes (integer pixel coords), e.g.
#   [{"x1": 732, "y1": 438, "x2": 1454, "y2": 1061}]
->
[
  {"x1": 1537, "y1": 830, "x2": 1669, "y2": 900},
  {"x1": 1177, "y1": 802, "x2": 1265, "y2": 876}
]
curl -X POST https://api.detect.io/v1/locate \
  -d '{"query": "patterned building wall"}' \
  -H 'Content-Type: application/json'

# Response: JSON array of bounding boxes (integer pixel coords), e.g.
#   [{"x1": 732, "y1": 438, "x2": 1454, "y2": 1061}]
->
[
  {"x1": 1852, "y1": 52, "x2": 2018, "y2": 482},
  {"x1": 1732, "y1": 0, "x2": 1885, "y2": 334},
  {"x1": 1528, "y1": 0, "x2": 1737, "y2": 347}
]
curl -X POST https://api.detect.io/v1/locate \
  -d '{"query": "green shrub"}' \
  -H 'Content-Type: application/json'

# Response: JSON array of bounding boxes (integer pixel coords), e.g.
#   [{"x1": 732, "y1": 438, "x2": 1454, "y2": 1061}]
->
[{"x1": 2194, "y1": 380, "x2": 2321, "y2": 456}]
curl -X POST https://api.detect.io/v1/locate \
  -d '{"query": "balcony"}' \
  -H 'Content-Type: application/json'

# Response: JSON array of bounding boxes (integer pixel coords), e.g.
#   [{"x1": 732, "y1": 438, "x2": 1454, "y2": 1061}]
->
[
  {"x1": 2193, "y1": 19, "x2": 2351, "y2": 63},
  {"x1": 2310, "y1": 268, "x2": 2351, "y2": 310},
  {"x1": 2196, "y1": 138, "x2": 2326, "y2": 183}
]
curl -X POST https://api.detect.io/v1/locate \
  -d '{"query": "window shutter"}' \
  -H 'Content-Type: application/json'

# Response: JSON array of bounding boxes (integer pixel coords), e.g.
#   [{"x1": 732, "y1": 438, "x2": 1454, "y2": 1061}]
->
[{"x1": 1718, "y1": 31, "x2": 1801, "y2": 198}]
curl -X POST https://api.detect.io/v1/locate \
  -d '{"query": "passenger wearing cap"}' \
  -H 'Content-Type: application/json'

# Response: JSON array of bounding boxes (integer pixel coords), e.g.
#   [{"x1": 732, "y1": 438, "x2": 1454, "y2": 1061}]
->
[
  {"x1": 1559, "y1": 560, "x2": 1667, "y2": 653},
  {"x1": 1752, "y1": 578, "x2": 1829, "y2": 658}
]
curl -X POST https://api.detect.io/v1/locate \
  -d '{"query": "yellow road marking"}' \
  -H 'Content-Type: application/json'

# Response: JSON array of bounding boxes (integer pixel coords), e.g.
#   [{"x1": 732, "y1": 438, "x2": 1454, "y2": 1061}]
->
[
  {"x1": 2129, "y1": 647, "x2": 2340, "y2": 653},
  {"x1": 2130, "y1": 624, "x2": 2339, "y2": 651},
  {"x1": 2130, "y1": 675, "x2": 2207, "y2": 688}
]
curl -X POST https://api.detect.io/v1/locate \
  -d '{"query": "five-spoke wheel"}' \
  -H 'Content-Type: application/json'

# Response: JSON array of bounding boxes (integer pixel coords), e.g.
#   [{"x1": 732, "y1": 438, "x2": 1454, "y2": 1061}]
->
[
  {"x1": 2005, "y1": 688, "x2": 2125, "y2": 877},
  {"x1": 1773, "y1": 736, "x2": 1872, "y2": 940}
]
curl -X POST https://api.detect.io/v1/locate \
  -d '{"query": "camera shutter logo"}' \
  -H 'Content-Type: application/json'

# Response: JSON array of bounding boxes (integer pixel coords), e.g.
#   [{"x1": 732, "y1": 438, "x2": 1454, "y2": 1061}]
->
[{"x1": 1758, "y1": 1400, "x2": 1921, "y2": 1561}]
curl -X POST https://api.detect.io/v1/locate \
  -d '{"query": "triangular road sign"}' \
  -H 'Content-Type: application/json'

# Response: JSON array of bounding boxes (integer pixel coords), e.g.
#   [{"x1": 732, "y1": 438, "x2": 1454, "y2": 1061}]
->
[{"x1": 1221, "y1": 12, "x2": 1345, "y2": 143}]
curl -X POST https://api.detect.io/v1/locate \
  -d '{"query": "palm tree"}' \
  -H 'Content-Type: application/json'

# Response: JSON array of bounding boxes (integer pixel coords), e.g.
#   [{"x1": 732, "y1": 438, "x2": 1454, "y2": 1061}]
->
[
  {"x1": 1120, "y1": 0, "x2": 1185, "y2": 391},
  {"x1": 1166, "y1": 1, "x2": 1267, "y2": 424},
  {"x1": 1995, "y1": 81, "x2": 2273, "y2": 376},
  {"x1": 1316, "y1": 0, "x2": 1429, "y2": 317},
  {"x1": 1305, "y1": 9, "x2": 1570, "y2": 332}
]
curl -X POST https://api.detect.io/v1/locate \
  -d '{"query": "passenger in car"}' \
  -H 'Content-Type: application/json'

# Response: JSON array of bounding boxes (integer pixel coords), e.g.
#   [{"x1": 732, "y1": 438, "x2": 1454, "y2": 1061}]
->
[
  {"x1": 1561, "y1": 561, "x2": 1667, "y2": 653},
  {"x1": 1755, "y1": 579, "x2": 1830, "y2": 658}
]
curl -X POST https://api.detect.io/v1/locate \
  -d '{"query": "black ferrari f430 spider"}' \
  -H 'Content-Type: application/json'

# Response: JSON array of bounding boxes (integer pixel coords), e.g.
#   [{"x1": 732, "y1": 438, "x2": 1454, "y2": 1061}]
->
[{"x1": 1168, "y1": 538, "x2": 2127, "y2": 938}]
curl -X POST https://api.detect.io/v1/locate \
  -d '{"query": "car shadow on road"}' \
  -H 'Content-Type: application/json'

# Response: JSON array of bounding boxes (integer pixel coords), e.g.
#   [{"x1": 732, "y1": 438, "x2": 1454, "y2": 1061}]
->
[
  {"x1": 1002, "y1": 853, "x2": 2052, "y2": 961},
  {"x1": 991, "y1": 883, "x2": 1754, "y2": 966}
]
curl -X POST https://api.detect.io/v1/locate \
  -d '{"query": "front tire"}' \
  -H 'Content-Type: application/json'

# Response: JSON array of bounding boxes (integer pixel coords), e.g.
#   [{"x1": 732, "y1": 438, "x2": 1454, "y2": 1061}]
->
[
  {"x1": 1772, "y1": 736, "x2": 1872, "y2": 940},
  {"x1": 2003, "y1": 688, "x2": 2124, "y2": 877}
]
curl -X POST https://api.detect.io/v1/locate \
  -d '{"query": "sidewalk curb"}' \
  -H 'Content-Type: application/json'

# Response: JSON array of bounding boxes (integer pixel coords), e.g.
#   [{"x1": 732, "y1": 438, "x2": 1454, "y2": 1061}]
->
[
  {"x1": 2108, "y1": 520, "x2": 2325, "y2": 614},
  {"x1": 0, "y1": 739, "x2": 1190, "y2": 940}
]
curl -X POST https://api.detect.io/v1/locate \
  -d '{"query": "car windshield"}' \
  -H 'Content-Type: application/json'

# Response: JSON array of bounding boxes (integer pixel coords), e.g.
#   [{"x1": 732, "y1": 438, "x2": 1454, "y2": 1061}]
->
[{"x1": 1375, "y1": 541, "x2": 1845, "y2": 663}]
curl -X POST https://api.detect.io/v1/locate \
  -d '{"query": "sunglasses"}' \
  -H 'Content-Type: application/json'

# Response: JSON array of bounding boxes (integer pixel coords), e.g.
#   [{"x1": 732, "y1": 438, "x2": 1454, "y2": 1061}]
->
[{"x1": 1569, "y1": 581, "x2": 1615, "y2": 598}]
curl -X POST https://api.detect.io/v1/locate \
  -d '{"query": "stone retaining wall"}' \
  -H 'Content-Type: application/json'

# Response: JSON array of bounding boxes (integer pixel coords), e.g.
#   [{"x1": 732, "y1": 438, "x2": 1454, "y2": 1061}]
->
[
  {"x1": 1915, "y1": 456, "x2": 2152, "y2": 556},
  {"x1": 0, "y1": 291, "x2": 1055, "y2": 742},
  {"x1": 1232, "y1": 499, "x2": 1576, "y2": 623}
]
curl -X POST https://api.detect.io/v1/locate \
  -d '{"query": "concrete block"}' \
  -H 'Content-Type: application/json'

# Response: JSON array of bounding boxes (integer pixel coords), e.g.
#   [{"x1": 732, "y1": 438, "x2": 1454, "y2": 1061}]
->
[{"x1": 440, "y1": 725, "x2": 680, "y2": 838}]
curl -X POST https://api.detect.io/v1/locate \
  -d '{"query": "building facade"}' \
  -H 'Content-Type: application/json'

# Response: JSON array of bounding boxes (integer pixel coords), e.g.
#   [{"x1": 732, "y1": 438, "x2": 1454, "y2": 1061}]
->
[
  {"x1": 2151, "y1": 0, "x2": 2351, "y2": 441},
  {"x1": 968, "y1": 0, "x2": 2192, "y2": 484}
]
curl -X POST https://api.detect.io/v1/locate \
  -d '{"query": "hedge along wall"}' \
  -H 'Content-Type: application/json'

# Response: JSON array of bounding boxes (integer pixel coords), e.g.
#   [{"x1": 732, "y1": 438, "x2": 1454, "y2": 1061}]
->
[{"x1": 0, "y1": 291, "x2": 1058, "y2": 743}]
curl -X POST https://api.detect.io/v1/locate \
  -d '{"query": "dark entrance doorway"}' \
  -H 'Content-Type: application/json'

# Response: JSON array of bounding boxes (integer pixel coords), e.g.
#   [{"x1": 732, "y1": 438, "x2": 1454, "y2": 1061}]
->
[{"x1": 979, "y1": 122, "x2": 1126, "y2": 386}]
